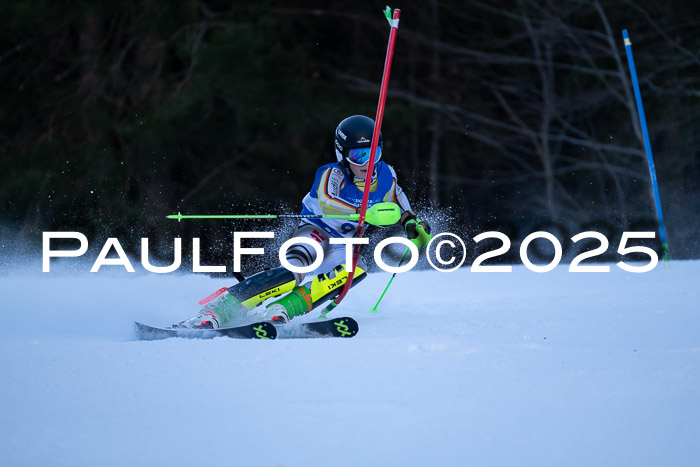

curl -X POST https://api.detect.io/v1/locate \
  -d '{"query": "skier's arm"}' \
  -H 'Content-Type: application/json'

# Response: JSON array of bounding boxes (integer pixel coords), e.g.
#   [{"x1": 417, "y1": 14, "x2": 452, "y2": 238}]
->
[
  {"x1": 383, "y1": 165, "x2": 412, "y2": 213},
  {"x1": 389, "y1": 179, "x2": 432, "y2": 244}
]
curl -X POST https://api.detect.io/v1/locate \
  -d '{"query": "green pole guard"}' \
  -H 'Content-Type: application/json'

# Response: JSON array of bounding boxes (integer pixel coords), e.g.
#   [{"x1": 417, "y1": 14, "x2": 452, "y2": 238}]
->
[{"x1": 365, "y1": 202, "x2": 401, "y2": 226}]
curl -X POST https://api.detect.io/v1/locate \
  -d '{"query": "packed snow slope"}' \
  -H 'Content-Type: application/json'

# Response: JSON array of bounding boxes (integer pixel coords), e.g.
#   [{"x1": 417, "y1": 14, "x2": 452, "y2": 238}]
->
[{"x1": 1, "y1": 260, "x2": 699, "y2": 467}]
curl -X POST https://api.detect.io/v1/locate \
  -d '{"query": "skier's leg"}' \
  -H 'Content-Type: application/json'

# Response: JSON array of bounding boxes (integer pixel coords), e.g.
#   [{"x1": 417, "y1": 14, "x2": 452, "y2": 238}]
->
[
  {"x1": 282, "y1": 223, "x2": 332, "y2": 284},
  {"x1": 263, "y1": 242, "x2": 369, "y2": 323},
  {"x1": 176, "y1": 286, "x2": 247, "y2": 329},
  {"x1": 307, "y1": 257, "x2": 368, "y2": 306},
  {"x1": 179, "y1": 223, "x2": 368, "y2": 327},
  {"x1": 177, "y1": 267, "x2": 300, "y2": 328},
  {"x1": 176, "y1": 223, "x2": 325, "y2": 328}
]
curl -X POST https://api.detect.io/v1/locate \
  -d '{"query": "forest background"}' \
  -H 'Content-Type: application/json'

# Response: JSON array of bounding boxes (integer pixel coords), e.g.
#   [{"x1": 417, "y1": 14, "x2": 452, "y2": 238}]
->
[{"x1": 2, "y1": 0, "x2": 698, "y2": 270}]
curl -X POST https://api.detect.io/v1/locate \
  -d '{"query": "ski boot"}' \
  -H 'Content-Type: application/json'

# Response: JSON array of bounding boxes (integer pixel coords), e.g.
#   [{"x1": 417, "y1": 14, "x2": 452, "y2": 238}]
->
[
  {"x1": 174, "y1": 268, "x2": 298, "y2": 329},
  {"x1": 264, "y1": 286, "x2": 314, "y2": 323},
  {"x1": 264, "y1": 263, "x2": 369, "y2": 323},
  {"x1": 175, "y1": 287, "x2": 246, "y2": 329}
]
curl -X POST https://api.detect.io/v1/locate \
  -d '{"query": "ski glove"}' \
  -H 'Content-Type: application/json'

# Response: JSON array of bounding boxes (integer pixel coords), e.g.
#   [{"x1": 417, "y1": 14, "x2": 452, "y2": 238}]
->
[{"x1": 400, "y1": 211, "x2": 432, "y2": 249}]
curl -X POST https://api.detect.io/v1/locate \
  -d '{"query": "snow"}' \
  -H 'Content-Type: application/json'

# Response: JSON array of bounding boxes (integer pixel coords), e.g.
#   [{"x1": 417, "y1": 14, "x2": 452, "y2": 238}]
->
[{"x1": 1, "y1": 260, "x2": 699, "y2": 466}]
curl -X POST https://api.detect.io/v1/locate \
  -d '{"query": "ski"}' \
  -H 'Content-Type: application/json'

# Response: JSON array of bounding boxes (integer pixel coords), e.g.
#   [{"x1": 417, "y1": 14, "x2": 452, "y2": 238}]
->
[
  {"x1": 134, "y1": 321, "x2": 277, "y2": 340},
  {"x1": 276, "y1": 317, "x2": 359, "y2": 338},
  {"x1": 134, "y1": 317, "x2": 358, "y2": 340}
]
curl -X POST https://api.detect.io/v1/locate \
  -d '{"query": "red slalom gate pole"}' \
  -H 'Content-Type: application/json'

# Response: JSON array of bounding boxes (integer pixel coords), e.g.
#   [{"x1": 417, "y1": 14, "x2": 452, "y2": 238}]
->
[{"x1": 321, "y1": 7, "x2": 401, "y2": 317}]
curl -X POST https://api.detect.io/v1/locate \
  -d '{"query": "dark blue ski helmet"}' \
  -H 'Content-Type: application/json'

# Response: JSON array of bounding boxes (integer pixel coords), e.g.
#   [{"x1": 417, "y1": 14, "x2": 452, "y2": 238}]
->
[{"x1": 334, "y1": 115, "x2": 383, "y2": 167}]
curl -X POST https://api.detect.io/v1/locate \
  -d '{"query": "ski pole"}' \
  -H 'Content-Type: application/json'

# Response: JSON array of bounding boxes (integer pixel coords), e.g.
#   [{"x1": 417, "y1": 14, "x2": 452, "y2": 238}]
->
[
  {"x1": 370, "y1": 246, "x2": 410, "y2": 312},
  {"x1": 168, "y1": 213, "x2": 355, "y2": 221},
  {"x1": 321, "y1": 6, "x2": 401, "y2": 318},
  {"x1": 167, "y1": 202, "x2": 401, "y2": 226},
  {"x1": 622, "y1": 29, "x2": 669, "y2": 262}
]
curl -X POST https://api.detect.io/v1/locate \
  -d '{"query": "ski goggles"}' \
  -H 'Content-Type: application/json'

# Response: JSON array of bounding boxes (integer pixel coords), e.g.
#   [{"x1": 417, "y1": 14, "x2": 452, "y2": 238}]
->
[{"x1": 346, "y1": 146, "x2": 382, "y2": 166}]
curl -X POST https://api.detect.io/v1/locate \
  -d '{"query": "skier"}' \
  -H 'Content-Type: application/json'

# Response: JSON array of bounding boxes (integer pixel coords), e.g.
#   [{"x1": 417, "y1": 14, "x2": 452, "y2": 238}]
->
[{"x1": 177, "y1": 115, "x2": 432, "y2": 328}]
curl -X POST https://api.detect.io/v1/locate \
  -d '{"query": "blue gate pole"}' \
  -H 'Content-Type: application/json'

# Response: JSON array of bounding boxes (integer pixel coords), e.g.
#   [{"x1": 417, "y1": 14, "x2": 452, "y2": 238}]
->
[{"x1": 622, "y1": 29, "x2": 669, "y2": 262}]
